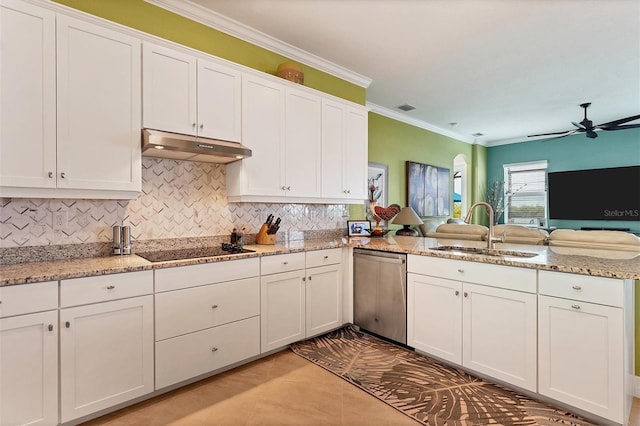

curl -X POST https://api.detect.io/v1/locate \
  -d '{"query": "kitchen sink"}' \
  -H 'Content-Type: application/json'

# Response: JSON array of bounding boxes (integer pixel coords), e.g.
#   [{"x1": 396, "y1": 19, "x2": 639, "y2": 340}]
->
[{"x1": 429, "y1": 246, "x2": 538, "y2": 258}]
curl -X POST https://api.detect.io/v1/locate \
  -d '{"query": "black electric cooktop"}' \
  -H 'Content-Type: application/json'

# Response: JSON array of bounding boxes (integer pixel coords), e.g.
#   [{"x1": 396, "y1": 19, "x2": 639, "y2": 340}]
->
[{"x1": 136, "y1": 243, "x2": 255, "y2": 263}]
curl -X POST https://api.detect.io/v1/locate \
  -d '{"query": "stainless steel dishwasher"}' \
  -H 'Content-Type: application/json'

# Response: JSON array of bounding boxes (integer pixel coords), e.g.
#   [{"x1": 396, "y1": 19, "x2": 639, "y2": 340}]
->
[{"x1": 353, "y1": 248, "x2": 407, "y2": 344}]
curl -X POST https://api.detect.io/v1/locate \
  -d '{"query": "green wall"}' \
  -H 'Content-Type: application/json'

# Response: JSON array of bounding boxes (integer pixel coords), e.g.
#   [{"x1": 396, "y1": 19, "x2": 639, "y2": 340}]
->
[
  {"x1": 354, "y1": 113, "x2": 486, "y2": 226},
  {"x1": 53, "y1": 0, "x2": 365, "y2": 105}
]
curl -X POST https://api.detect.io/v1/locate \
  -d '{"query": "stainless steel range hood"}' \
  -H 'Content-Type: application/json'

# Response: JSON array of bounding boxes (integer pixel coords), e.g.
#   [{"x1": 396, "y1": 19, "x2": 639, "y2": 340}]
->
[{"x1": 142, "y1": 129, "x2": 251, "y2": 164}]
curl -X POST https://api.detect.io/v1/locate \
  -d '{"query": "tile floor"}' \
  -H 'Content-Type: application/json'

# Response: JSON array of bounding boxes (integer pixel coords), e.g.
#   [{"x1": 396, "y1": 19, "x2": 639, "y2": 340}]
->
[{"x1": 83, "y1": 349, "x2": 639, "y2": 426}]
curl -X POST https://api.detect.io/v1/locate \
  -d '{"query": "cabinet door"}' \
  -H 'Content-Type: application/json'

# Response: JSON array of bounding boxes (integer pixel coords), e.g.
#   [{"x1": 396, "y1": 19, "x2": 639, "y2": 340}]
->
[
  {"x1": 462, "y1": 283, "x2": 537, "y2": 392},
  {"x1": 142, "y1": 42, "x2": 197, "y2": 135},
  {"x1": 284, "y1": 87, "x2": 322, "y2": 197},
  {"x1": 321, "y1": 99, "x2": 347, "y2": 199},
  {"x1": 0, "y1": 0, "x2": 56, "y2": 189},
  {"x1": 260, "y1": 270, "x2": 305, "y2": 352},
  {"x1": 538, "y1": 295, "x2": 624, "y2": 423},
  {"x1": 60, "y1": 295, "x2": 154, "y2": 422},
  {"x1": 197, "y1": 58, "x2": 241, "y2": 142},
  {"x1": 407, "y1": 273, "x2": 462, "y2": 364},
  {"x1": 56, "y1": 15, "x2": 141, "y2": 192},
  {"x1": 1, "y1": 311, "x2": 58, "y2": 426},
  {"x1": 238, "y1": 74, "x2": 285, "y2": 196},
  {"x1": 343, "y1": 106, "x2": 368, "y2": 199},
  {"x1": 306, "y1": 264, "x2": 342, "y2": 337}
]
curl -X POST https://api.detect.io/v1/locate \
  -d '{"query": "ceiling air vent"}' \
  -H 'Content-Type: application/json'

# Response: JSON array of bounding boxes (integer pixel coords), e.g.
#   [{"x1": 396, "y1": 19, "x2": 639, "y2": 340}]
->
[{"x1": 397, "y1": 104, "x2": 416, "y2": 112}]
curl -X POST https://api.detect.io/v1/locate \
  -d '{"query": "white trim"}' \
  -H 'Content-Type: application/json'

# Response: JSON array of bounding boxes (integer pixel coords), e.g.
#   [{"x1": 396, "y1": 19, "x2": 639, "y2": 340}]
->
[
  {"x1": 366, "y1": 103, "x2": 477, "y2": 145},
  {"x1": 634, "y1": 375, "x2": 640, "y2": 398},
  {"x1": 144, "y1": 0, "x2": 372, "y2": 88}
]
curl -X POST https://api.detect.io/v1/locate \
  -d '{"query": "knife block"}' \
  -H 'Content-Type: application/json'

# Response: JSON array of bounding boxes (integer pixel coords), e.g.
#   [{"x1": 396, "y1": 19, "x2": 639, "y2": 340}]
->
[{"x1": 256, "y1": 224, "x2": 276, "y2": 245}]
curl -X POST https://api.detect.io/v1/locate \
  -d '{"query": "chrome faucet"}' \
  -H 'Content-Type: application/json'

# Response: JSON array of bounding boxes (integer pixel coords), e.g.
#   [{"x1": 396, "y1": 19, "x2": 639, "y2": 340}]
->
[{"x1": 464, "y1": 201, "x2": 502, "y2": 249}]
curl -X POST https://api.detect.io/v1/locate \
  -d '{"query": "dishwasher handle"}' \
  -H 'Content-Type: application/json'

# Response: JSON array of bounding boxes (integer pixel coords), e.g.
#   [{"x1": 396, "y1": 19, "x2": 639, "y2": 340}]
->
[{"x1": 354, "y1": 251, "x2": 406, "y2": 264}]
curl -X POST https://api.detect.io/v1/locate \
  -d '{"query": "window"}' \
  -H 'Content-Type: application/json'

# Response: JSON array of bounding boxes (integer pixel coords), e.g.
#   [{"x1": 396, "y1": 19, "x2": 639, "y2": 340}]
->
[{"x1": 503, "y1": 161, "x2": 548, "y2": 227}]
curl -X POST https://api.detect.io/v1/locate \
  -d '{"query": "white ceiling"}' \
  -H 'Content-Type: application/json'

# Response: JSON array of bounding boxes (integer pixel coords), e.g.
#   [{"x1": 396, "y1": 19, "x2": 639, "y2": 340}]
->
[{"x1": 156, "y1": 0, "x2": 640, "y2": 145}]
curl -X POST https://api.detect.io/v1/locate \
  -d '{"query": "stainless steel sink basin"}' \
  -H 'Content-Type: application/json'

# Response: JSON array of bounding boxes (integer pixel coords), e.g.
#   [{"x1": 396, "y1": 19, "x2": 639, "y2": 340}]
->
[{"x1": 429, "y1": 246, "x2": 538, "y2": 258}]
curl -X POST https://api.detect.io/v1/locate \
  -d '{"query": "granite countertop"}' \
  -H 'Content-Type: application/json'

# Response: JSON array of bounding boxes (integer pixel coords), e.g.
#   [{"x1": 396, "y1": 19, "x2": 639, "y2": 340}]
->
[{"x1": 1, "y1": 236, "x2": 639, "y2": 287}]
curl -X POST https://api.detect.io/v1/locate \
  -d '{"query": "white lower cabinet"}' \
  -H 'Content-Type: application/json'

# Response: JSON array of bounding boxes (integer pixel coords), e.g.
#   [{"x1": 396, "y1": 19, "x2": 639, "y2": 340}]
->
[
  {"x1": 261, "y1": 249, "x2": 343, "y2": 352},
  {"x1": 407, "y1": 255, "x2": 537, "y2": 392},
  {"x1": 59, "y1": 272, "x2": 154, "y2": 423},
  {"x1": 306, "y1": 263, "x2": 342, "y2": 337},
  {"x1": 1, "y1": 283, "x2": 59, "y2": 426},
  {"x1": 154, "y1": 258, "x2": 261, "y2": 389},
  {"x1": 156, "y1": 316, "x2": 260, "y2": 389},
  {"x1": 538, "y1": 271, "x2": 632, "y2": 424}
]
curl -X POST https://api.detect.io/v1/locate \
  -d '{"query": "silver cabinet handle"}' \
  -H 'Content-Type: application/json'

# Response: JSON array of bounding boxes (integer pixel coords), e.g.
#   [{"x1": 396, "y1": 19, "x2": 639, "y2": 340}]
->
[
  {"x1": 457, "y1": 269, "x2": 464, "y2": 273},
  {"x1": 343, "y1": 189, "x2": 348, "y2": 193},
  {"x1": 347, "y1": 189, "x2": 351, "y2": 194},
  {"x1": 571, "y1": 304, "x2": 581, "y2": 310},
  {"x1": 48, "y1": 324, "x2": 54, "y2": 331},
  {"x1": 281, "y1": 186, "x2": 287, "y2": 190},
  {"x1": 211, "y1": 347, "x2": 218, "y2": 352},
  {"x1": 60, "y1": 172, "x2": 66, "y2": 179},
  {"x1": 212, "y1": 304, "x2": 218, "y2": 309},
  {"x1": 200, "y1": 124, "x2": 204, "y2": 129},
  {"x1": 308, "y1": 276, "x2": 312, "y2": 281},
  {"x1": 286, "y1": 186, "x2": 291, "y2": 190},
  {"x1": 455, "y1": 290, "x2": 460, "y2": 296},
  {"x1": 572, "y1": 285, "x2": 582, "y2": 290},
  {"x1": 48, "y1": 171, "x2": 53, "y2": 178},
  {"x1": 463, "y1": 292, "x2": 468, "y2": 298},
  {"x1": 302, "y1": 277, "x2": 306, "y2": 282},
  {"x1": 192, "y1": 123, "x2": 196, "y2": 128},
  {"x1": 65, "y1": 321, "x2": 70, "y2": 328},
  {"x1": 283, "y1": 261, "x2": 288, "y2": 265},
  {"x1": 106, "y1": 285, "x2": 115, "y2": 290}
]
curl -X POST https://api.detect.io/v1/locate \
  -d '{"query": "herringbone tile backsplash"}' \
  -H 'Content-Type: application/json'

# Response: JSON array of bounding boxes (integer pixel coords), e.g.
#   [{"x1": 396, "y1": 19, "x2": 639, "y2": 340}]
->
[{"x1": 0, "y1": 158, "x2": 350, "y2": 248}]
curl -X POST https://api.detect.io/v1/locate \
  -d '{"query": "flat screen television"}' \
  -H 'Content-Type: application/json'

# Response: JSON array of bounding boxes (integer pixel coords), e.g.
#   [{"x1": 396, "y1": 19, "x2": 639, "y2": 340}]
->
[{"x1": 547, "y1": 166, "x2": 640, "y2": 221}]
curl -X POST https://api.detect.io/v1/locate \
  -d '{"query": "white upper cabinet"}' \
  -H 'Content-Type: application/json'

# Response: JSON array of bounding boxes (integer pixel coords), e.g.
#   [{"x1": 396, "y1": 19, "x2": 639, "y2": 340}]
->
[
  {"x1": 227, "y1": 73, "x2": 285, "y2": 198},
  {"x1": 284, "y1": 87, "x2": 322, "y2": 197},
  {"x1": 142, "y1": 43, "x2": 197, "y2": 135},
  {"x1": 228, "y1": 73, "x2": 367, "y2": 203},
  {"x1": 321, "y1": 99, "x2": 368, "y2": 201},
  {"x1": 197, "y1": 58, "x2": 242, "y2": 141},
  {"x1": 0, "y1": 1, "x2": 142, "y2": 199},
  {"x1": 0, "y1": 0, "x2": 57, "y2": 190},
  {"x1": 56, "y1": 15, "x2": 141, "y2": 193},
  {"x1": 142, "y1": 42, "x2": 241, "y2": 142}
]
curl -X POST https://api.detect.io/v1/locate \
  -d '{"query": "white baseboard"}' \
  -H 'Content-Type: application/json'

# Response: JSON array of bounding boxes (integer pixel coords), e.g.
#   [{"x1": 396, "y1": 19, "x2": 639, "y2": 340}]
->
[{"x1": 634, "y1": 376, "x2": 640, "y2": 398}]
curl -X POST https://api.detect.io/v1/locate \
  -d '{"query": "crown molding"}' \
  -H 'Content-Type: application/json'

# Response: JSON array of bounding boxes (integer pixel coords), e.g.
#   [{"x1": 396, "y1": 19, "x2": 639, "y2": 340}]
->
[
  {"x1": 366, "y1": 103, "x2": 478, "y2": 145},
  {"x1": 145, "y1": 0, "x2": 372, "y2": 88}
]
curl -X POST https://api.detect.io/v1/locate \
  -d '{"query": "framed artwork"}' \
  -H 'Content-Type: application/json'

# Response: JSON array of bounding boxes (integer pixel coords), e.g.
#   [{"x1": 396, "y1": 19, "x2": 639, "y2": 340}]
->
[
  {"x1": 367, "y1": 162, "x2": 388, "y2": 220},
  {"x1": 347, "y1": 220, "x2": 372, "y2": 237},
  {"x1": 406, "y1": 161, "x2": 451, "y2": 217}
]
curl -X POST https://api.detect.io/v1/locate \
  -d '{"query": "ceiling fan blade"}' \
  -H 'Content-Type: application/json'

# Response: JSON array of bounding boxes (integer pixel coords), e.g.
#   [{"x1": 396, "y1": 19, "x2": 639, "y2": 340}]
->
[
  {"x1": 597, "y1": 114, "x2": 640, "y2": 128},
  {"x1": 571, "y1": 121, "x2": 586, "y2": 130},
  {"x1": 540, "y1": 131, "x2": 578, "y2": 142},
  {"x1": 586, "y1": 130, "x2": 598, "y2": 139},
  {"x1": 528, "y1": 130, "x2": 575, "y2": 138},
  {"x1": 598, "y1": 123, "x2": 640, "y2": 131}
]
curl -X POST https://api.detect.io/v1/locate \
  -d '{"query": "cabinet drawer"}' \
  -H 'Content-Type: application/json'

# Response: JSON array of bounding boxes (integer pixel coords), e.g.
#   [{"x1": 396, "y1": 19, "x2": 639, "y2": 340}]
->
[
  {"x1": 538, "y1": 270, "x2": 623, "y2": 307},
  {"x1": 155, "y1": 257, "x2": 259, "y2": 292},
  {"x1": 60, "y1": 271, "x2": 153, "y2": 307},
  {"x1": 155, "y1": 277, "x2": 259, "y2": 341},
  {"x1": 306, "y1": 248, "x2": 342, "y2": 268},
  {"x1": 0, "y1": 281, "x2": 58, "y2": 318},
  {"x1": 155, "y1": 316, "x2": 260, "y2": 389},
  {"x1": 408, "y1": 254, "x2": 536, "y2": 293},
  {"x1": 261, "y1": 252, "x2": 305, "y2": 275}
]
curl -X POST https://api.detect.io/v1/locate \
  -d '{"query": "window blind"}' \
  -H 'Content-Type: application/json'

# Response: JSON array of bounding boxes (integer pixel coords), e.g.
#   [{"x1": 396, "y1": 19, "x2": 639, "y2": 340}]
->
[{"x1": 503, "y1": 162, "x2": 548, "y2": 226}]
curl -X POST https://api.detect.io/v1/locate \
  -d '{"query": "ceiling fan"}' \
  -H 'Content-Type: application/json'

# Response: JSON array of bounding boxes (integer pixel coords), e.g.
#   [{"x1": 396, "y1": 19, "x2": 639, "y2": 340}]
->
[{"x1": 528, "y1": 102, "x2": 640, "y2": 140}]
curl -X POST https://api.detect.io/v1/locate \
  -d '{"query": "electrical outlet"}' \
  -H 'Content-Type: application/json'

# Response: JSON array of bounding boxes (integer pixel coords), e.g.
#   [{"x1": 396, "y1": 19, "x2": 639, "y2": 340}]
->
[{"x1": 53, "y1": 211, "x2": 68, "y2": 230}]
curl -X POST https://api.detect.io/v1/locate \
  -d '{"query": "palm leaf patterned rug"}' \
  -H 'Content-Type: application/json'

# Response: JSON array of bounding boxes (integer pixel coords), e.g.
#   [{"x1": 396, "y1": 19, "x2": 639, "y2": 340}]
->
[{"x1": 290, "y1": 326, "x2": 596, "y2": 426}]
